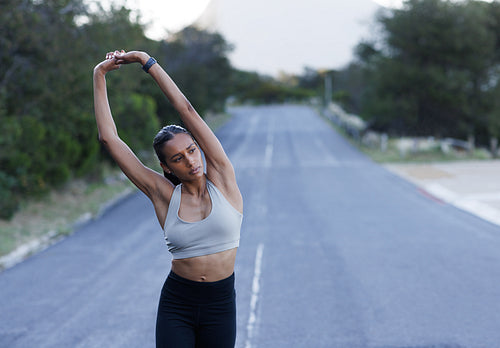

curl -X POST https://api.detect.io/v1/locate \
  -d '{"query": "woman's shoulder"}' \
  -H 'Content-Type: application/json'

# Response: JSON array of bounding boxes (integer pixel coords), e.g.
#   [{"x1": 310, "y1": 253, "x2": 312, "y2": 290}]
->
[
  {"x1": 151, "y1": 180, "x2": 179, "y2": 229},
  {"x1": 149, "y1": 179, "x2": 177, "y2": 210},
  {"x1": 206, "y1": 175, "x2": 243, "y2": 214}
]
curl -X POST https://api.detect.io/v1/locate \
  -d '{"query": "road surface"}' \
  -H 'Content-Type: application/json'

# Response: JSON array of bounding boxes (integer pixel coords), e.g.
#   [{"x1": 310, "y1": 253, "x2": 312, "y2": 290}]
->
[{"x1": 1, "y1": 105, "x2": 500, "y2": 348}]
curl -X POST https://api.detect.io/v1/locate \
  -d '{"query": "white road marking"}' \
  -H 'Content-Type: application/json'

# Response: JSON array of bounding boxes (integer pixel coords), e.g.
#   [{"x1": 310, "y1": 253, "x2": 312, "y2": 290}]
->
[
  {"x1": 264, "y1": 130, "x2": 274, "y2": 168},
  {"x1": 245, "y1": 243, "x2": 264, "y2": 348}
]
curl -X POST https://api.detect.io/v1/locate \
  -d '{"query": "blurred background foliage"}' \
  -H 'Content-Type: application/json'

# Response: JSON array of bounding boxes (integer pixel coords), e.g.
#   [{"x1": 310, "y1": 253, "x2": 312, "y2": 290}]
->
[
  {"x1": 1, "y1": 0, "x2": 500, "y2": 219},
  {"x1": 342, "y1": 0, "x2": 500, "y2": 142}
]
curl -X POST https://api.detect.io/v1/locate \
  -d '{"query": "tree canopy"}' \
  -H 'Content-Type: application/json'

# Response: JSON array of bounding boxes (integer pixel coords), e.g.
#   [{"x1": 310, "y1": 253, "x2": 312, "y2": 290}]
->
[
  {"x1": 351, "y1": 0, "x2": 500, "y2": 140},
  {"x1": 0, "y1": 0, "x2": 236, "y2": 219}
]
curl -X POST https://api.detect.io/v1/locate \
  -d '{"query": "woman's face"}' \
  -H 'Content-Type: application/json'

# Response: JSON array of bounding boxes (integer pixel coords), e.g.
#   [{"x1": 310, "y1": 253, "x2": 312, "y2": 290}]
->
[{"x1": 160, "y1": 133, "x2": 204, "y2": 182}]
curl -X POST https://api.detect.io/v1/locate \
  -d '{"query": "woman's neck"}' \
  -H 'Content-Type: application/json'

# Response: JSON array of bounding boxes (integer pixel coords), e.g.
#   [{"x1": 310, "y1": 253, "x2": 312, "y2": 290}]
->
[{"x1": 181, "y1": 175, "x2": 207, "y2": 197}]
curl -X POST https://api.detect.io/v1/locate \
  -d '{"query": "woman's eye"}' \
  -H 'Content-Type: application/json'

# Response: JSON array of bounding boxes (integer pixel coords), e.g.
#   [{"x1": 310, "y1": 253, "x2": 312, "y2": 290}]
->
[
  {"x1": 189, "y1": 148, "x2": 196, "y2": 153},
  {"x1": 173, "y1": 157, "x2": 181, "y2": 162}
]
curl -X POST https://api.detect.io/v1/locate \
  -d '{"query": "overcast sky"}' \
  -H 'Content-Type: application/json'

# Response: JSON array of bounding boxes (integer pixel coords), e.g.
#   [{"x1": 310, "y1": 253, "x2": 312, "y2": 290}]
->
[
  {"x1": 191, "y1": 0, "x2": 382, "y2": 74},
  {"x1": 107, "y1": 0, "x2": 390, "y2": 39},
  {"x1": 95, "y1": 0, "x2": 494, "y2": 75}
]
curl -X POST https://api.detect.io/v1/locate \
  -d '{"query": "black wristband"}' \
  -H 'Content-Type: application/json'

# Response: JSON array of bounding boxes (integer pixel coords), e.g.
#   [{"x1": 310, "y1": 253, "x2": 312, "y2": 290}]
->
[{"x1": 142, "y1": 57, "x2": 157, "y2": 73}]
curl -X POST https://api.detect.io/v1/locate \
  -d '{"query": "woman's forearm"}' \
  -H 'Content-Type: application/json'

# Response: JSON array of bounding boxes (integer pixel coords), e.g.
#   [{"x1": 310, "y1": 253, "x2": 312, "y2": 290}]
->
[
  {"x1": 147, "y1": 62, "x2": 194, "y2": 115},
  {"x1": 93, "y1": 68, "x2": 119, "y2": 143}
]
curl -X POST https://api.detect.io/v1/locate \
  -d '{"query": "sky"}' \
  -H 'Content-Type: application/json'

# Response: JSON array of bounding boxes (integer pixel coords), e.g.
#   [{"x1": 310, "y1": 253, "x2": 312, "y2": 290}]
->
[
  {"x1": 108, "y1": 0, "x2": 396, "y2": 39},
  {"x1": 99, "y1": 0, "x2": 382, "y2": 74},
  {"x1": 97, "y1": 0, "x2": 495, "y2": 75},
  {"x1": 119, "y1": 1, "x2": 401, "y2": 38},
  {"x1": 96, "y1": 0, "x2": 212, "y2": 39},
  {"x1": 103, "y1": 0, "x2": 495, "y2": 38}
]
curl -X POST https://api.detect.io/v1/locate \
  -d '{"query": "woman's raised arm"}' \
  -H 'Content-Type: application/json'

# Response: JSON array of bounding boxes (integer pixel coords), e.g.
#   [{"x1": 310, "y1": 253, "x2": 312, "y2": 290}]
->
[
  {"x1": 114, "y1": 51, "x2": 240, "y2": 200},
  {"x1": 93, "y1": 53, "x2": 173, "y2": 203}
]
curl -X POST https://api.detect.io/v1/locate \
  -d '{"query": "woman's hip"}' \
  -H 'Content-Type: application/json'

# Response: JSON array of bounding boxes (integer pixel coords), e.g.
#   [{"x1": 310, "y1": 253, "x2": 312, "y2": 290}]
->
[{"x1": 160, "y1": 270, "x2": 235, "y2": 306}]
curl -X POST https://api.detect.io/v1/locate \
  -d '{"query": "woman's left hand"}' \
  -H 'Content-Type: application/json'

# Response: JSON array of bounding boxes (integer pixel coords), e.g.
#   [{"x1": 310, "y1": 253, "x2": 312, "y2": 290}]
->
[
  {"x1": 113, "y1": 50, "x2": 150, "y2": 66},
  {"x1": 93, "y1": 50, "x2": 125, "y2": 75}
]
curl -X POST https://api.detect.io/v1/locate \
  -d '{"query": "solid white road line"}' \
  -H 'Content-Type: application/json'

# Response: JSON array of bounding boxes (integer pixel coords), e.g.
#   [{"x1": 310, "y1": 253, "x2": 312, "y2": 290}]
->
[{"x1": 245, "y1": 243, "x2": 264, "y2": 348}]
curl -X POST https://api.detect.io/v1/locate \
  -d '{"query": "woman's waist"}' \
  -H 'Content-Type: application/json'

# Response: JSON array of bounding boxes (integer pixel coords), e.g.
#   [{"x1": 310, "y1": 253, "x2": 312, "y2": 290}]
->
[
  {"x1": 162, "y1": 270, "x2": 235, "y2": 304},
  {"x1": 171, "y1": 247, "x2": 237, "y2": 282}
]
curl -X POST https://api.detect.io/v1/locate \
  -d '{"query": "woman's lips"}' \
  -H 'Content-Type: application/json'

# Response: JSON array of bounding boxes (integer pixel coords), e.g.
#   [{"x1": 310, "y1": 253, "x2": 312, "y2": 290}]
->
[{"x1": 190, "y1": 166, "x2": 201, "y2": 175}]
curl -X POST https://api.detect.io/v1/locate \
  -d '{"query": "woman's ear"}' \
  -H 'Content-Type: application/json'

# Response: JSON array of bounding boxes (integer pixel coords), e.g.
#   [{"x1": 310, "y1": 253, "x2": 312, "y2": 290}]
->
[{"x1": 160, "y1": 162, "x2": 171, "y2": 174}]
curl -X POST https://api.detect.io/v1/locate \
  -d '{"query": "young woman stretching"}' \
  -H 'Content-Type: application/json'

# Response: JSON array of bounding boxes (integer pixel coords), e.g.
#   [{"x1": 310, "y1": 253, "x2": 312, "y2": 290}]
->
[{"x1": 93, "y1": 50, "x2": 243, "y2": 348}]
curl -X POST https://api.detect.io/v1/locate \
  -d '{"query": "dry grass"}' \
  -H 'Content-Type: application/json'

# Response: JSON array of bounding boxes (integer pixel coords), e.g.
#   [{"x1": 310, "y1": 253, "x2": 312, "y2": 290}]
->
[{"x1": 0, "y1": 166, "x2": 135, "y2": 258}]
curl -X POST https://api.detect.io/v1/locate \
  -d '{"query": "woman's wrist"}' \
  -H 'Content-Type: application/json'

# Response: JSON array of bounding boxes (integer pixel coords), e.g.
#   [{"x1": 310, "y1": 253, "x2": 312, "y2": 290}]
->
[
  {"x1": 93, "y1": 65, "x2": 107, "y2": 77},
  {"x1": 142, "y1": 57, "x2": 157, "y2": 73},
  {"x1": 136, "y1": 52, "x2": 150, "y2": 66}
]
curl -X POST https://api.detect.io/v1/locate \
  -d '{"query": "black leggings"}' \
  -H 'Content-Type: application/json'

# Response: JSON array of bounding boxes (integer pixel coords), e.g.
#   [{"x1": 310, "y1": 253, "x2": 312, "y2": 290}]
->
[{"x1": 156, "y1": 271, "x2": 236, "y2": 348}]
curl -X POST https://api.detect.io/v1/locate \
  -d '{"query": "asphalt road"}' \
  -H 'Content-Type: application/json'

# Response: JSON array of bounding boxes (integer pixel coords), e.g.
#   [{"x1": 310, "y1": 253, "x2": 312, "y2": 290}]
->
[{"x1": 2, "y1": 105, "x2": 500, "y2": 348}]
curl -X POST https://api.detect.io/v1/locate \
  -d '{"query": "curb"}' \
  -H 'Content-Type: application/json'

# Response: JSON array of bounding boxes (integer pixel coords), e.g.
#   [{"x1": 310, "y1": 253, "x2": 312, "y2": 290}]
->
[
  {"x1": 384, "y1": 164, "x2": 500, "y2": 228},
  {"x1": 419, "y1": 182, "x2": 500, "y2": 227}
]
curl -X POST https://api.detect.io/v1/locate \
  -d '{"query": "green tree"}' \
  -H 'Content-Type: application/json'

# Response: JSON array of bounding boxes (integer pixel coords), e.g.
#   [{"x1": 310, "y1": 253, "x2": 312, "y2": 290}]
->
[
  {"x1": 0, "y1": 0, "x2": 94, "y2": 217},
  {"x1": 0, "y1": 1, "x2": 240, "y2": 219},
  {"x1": 0, "y1": 1, "x2": 160, "y2": 218},
  {"x1": 357, "y1": 0, "x2": 500, "y2": 141}
]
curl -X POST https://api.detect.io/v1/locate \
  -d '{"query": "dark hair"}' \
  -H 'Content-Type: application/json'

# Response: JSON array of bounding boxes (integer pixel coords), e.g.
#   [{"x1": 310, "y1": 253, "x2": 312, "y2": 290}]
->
[{"x1": 153, "y1": 125, "x2": 191, "y2": 185}]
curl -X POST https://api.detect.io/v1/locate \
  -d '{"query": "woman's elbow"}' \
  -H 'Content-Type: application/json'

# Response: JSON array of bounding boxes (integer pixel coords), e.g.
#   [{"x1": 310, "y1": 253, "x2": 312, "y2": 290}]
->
[
  {"x1": 176, "y1": 98, "x2": 195, "y2": 115},
  {"x1": 98, "y1": 133, "x2": 117, "y2": 147},
  {"x1": 97, "y1": 131, "x2": 107, "y2": 144},
  {"x1": 98, "y1": 135, "x2": 108, "y2": 146}
]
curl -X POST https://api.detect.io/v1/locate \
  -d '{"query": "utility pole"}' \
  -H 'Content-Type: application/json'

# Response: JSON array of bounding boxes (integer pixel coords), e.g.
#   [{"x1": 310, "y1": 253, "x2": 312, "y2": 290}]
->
[{"x1": 324, "y1": 72, "x2": 332, "y2": 106}]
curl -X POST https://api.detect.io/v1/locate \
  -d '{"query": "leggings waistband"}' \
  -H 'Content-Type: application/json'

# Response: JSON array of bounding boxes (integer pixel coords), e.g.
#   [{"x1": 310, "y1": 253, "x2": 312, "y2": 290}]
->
[{"x1": 162, "y1": 271, "x2": 235, "y2": 305}]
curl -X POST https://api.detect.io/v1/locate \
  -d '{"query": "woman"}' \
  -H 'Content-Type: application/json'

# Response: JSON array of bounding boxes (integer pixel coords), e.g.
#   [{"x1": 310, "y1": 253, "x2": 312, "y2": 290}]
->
[{"x1": 93, "y1": 50, "x2": 243, "y2": 348}]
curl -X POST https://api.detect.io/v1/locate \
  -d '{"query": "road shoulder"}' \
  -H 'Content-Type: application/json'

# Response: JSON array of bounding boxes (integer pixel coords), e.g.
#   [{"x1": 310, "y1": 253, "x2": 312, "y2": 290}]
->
[{"x1": 384, "y1": 160, "x2": 500, "y2": 227}]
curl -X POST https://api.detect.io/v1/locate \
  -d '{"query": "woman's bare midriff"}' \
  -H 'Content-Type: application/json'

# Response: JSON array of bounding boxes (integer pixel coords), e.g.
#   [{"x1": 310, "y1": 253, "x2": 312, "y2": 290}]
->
[{"x1": 171, "y1": 248, "x2": 237, "y2": 282}]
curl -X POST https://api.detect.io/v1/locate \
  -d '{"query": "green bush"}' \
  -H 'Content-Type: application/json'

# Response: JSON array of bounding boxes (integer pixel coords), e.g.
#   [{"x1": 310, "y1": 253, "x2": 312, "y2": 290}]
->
[
  {"x1": 0, "y1": 2, "x2": 242, "y2": 219},
  {"x1": 0, "y1": 172, "x2": 18, "y2": 220}
]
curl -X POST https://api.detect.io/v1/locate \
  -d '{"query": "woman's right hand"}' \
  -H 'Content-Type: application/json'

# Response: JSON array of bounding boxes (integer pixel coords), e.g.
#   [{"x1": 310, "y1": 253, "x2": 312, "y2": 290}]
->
[
  {"x1": 93, "y1": 50, "x2": 125, "y2": 75},
  {"x1": 113, "y1": 50, "x2": 150, "y2": 66}
]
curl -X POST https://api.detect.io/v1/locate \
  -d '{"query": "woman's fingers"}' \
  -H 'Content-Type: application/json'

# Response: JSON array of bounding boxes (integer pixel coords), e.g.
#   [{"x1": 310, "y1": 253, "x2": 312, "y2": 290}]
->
[
  {"x1": 105, "y1": 50, "x2": 126, "y2": 60},
  {"x1": 113, "y1": 50, "x2": 128, "y2": 64},
  {"x1": 104, "y1": 49, "x2": 138, "y2": 66},
  {"x1": 102, "y1": 51, "x2": 124, "y2": 68}
]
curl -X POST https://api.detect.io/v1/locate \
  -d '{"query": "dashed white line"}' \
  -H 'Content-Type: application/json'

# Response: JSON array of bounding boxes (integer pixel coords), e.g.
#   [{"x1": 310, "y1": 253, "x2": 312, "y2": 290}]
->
[
  {"x1": 264, "y1": 131, "x2": 274, "y2": 168},
  {"x1": 245, "y1": 243, "x2": 264, "y2": 348}
]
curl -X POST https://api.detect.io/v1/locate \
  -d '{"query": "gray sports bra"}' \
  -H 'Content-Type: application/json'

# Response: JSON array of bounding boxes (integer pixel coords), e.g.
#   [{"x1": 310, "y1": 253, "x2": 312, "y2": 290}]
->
[{"x1": 163, "y1": 180, "x2": 242, "y2": 259}]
